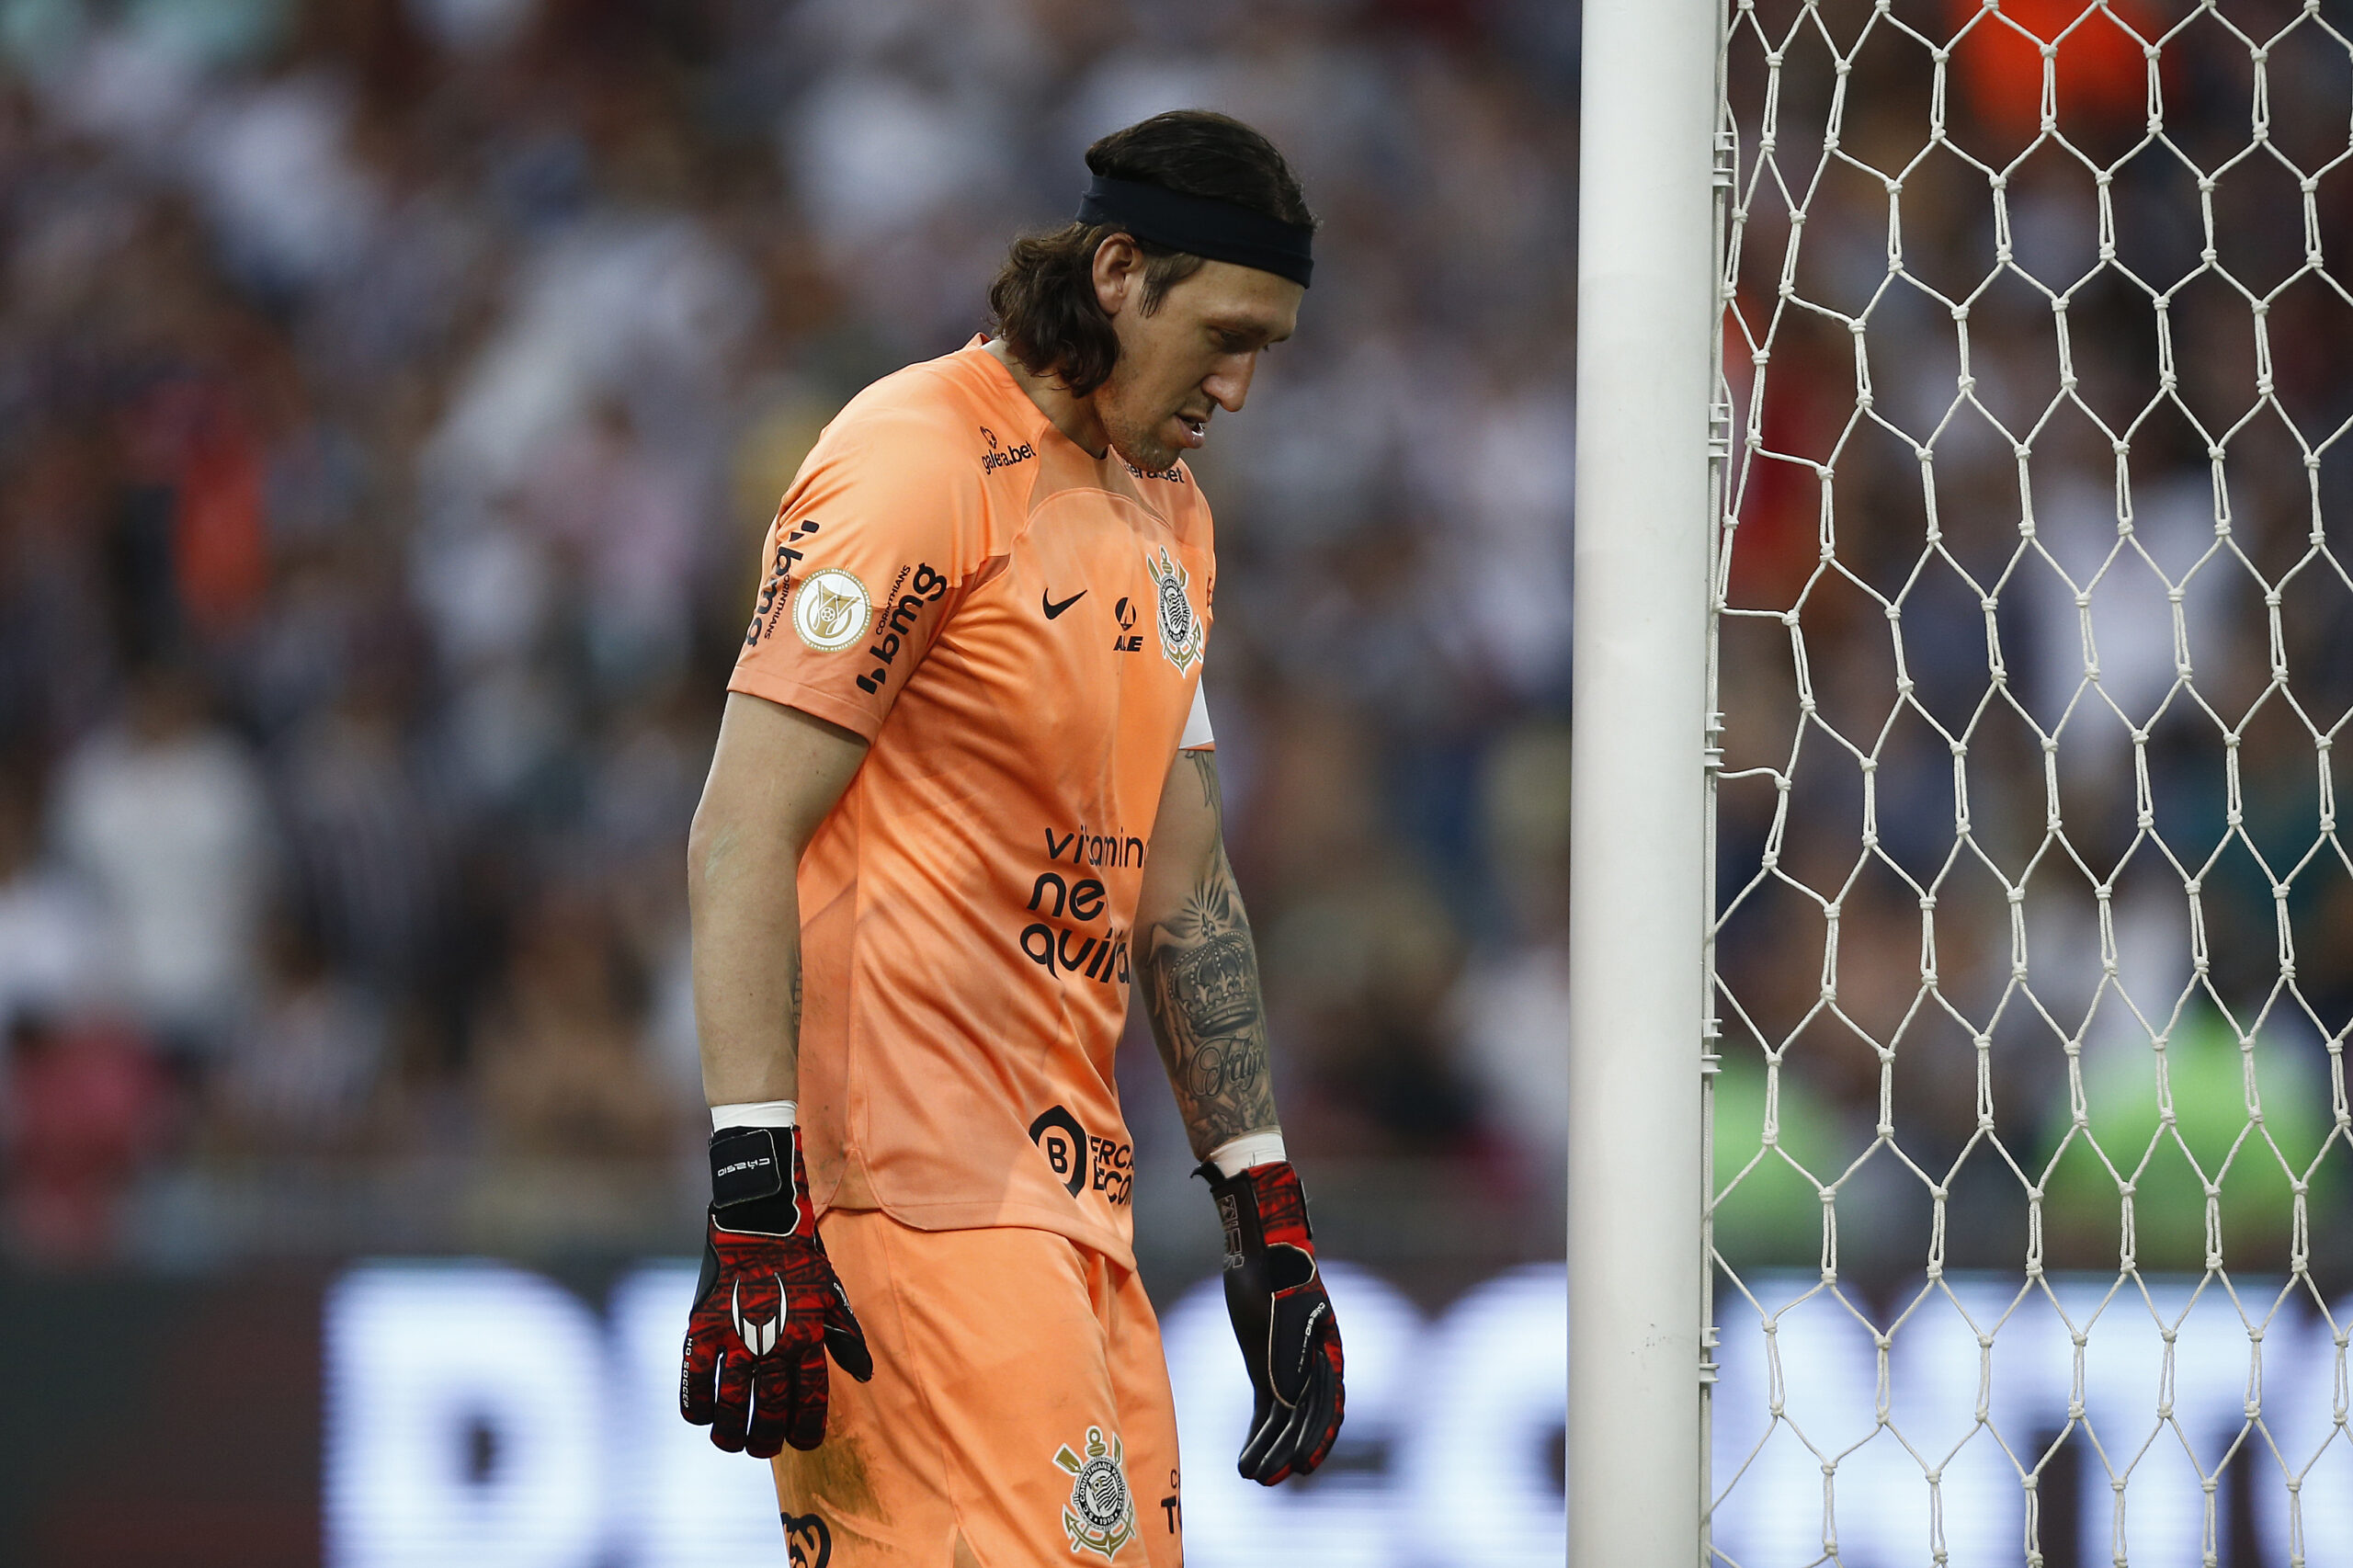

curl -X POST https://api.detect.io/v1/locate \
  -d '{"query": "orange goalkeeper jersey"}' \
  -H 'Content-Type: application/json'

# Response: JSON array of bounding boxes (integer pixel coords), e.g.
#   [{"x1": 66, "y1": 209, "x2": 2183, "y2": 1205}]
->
[{"x1": 728, "y1": 338, "x2": 1214, "y2": 1267}]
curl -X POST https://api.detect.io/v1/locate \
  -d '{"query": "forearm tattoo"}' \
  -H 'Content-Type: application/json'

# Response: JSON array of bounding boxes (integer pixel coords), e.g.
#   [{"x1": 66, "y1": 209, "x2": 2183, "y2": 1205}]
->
[
  {"x1": 1142, "y1": 753, "x2": 1279, "y2": 1158},
  {"x1": 787, "y1": 958, "x2": 802, "y2": 1051}
]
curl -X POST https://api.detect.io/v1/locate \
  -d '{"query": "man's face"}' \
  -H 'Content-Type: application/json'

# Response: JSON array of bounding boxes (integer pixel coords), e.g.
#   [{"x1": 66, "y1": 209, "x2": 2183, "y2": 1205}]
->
[{"x1": 1091, "y1": 251, "x2": 1303, "y2": 472}]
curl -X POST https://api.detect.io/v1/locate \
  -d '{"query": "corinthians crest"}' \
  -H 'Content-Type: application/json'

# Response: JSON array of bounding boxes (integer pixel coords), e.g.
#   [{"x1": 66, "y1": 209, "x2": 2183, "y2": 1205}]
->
[
  {"x1": 1052, "y1": 1426, "x2": 1136, "y2": 1561},
  {"x1": 1143, "y1": 548, "x2": 1205, "y2": 674}
]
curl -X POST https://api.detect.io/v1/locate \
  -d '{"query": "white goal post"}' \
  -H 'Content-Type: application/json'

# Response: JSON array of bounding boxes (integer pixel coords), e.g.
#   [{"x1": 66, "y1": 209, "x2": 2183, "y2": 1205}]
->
[
  {"x1": 1569, "y1": 0, "x2": 1724, "y2": 1562},
  {"x1": 1578, "y1": 2, "x2": 2353, "y2": 1565}
]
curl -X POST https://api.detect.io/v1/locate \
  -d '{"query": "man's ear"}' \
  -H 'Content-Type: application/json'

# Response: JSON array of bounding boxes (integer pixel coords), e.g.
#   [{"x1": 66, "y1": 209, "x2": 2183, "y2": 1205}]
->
[{"x1": 1092, "y1": 233, "x2": 1143, "y2": 319}]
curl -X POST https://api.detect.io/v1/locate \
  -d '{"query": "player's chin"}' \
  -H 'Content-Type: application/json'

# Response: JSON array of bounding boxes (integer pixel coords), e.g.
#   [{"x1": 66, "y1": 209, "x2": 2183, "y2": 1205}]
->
[{"x1": 1112, "y1": 432, "x2": 1182, "y2": 472}]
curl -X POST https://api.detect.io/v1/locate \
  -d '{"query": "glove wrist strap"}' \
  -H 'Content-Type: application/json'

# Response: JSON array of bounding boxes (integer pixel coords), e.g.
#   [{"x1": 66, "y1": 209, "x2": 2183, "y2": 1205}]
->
[
  {"x1": 1198, "y1": 1157, "x2": 1315, "y2": 1260},
  {"x1": 710, "y1": 1125, "x2": 804, "y2": 1235}
]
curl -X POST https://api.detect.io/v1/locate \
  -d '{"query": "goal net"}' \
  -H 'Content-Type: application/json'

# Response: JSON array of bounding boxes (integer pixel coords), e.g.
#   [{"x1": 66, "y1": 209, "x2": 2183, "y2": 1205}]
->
[{"x1": 1708, "y1": 2, "x2": 2353, "y2": 1563}]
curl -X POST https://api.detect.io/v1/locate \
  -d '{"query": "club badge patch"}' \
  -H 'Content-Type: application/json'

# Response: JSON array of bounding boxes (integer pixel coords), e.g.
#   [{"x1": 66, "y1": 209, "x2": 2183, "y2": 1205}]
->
[
  {"x1": 793, "y1": 567, "x2": 870, "y2": 651},
  {"x1": 1053, "y1": 1426, "x2": 1137, "y2": 1560},
  {"x1": 1143, "y1": 548, "x2": 1204, "y2": 674}
]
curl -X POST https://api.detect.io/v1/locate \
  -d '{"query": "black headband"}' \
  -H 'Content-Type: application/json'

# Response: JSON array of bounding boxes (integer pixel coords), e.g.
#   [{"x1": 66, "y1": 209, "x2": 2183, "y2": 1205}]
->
[{"x1": 1076, "y1": 175, "x2": 1314, "y2": 289}]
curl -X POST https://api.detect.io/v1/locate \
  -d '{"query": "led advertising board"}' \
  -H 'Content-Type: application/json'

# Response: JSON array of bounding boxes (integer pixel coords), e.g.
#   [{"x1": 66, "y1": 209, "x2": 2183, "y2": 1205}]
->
[
  {"x1": 324, "y1": 1260, "x2": 1565, "y2": 1568},
  {"x1": 322, "y1": 1263, "x2": 2350, "y2": 1567}
]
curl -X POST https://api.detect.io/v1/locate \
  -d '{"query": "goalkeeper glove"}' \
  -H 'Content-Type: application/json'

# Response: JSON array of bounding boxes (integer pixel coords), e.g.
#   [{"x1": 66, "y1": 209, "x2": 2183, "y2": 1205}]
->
[
  {"x1": 680, "y1": 1124, "x2": 872, "y2": 1457},
  {"x1": 1200, "y1": 1158, "x2": 1346, "y2": 1483}
]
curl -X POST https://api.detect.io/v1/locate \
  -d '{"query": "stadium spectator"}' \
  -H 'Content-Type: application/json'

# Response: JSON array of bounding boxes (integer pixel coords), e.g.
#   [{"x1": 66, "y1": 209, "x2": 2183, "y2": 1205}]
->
[
  {"x1": 3, "y1": 1011, "x2": 169, "y2": 1265},
  {"x1": 51, "y1": 666, "x2": 277, "y2": 1065},
  {"x1": 209, "y1": 915, "x2": 387, "y2": 1154},
  {"x1": 0, "y1": 768, "x2": 111, "y2": 1035},
  {"x1": 0, "y1": 0, "x2": 1580, "y2": 1265},
  {"x1": 472, "y1": 888, "x2": 686, "y2": 1160}
]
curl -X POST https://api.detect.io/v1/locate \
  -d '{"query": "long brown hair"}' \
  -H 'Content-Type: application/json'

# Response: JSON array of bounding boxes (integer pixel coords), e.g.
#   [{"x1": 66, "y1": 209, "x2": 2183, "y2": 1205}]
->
[{"x1": 988, "y1": 111, "x2": 1315, "y2": 397}]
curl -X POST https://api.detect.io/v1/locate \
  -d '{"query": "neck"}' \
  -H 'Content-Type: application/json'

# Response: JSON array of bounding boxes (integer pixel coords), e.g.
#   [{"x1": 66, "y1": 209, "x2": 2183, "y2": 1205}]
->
[{"x1": 984, "y1": 339, "x2": 1109, "y2": 460}]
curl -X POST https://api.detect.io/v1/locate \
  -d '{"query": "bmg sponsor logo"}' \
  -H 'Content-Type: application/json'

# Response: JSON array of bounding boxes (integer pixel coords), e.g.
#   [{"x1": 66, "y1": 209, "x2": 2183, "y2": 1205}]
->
[
  {"x1": 745, "y1": 517, "x2": 823, "y2": 645},
  {"x1": 852, "y1": 562, "x2": 949, "y2": 694}
]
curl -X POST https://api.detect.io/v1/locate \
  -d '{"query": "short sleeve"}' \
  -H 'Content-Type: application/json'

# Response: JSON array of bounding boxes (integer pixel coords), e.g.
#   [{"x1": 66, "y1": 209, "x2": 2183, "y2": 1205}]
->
[
  {"x1": 1178, "y1": 681, "x2": 1215, "y2": 750},
  {"x1": 729, "y1": 405, "x2": 990, "y2": 740}
]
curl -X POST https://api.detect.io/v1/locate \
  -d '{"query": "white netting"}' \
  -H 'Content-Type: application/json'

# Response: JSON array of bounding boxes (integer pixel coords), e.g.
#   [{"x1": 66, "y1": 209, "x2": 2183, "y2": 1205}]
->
[{"x1": 1708, "y1": 3, "x2": 2353, "y2": 1562}]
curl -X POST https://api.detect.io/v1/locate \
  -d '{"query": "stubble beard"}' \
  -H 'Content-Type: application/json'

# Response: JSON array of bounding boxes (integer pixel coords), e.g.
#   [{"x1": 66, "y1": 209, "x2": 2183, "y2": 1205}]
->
[
  {"x1": 1095, "y1": 369, "x2": 1182, "y2": 473},
  {"x1": 1102, "y1": 409, "x2": 1179, "y2": 472}
]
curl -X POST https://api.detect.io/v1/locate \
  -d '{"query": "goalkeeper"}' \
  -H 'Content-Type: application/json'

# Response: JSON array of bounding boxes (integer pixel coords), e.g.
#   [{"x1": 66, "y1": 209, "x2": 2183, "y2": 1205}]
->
[{"x1": 681, "y1": 110, "x2": 1344, "y2": 1567}]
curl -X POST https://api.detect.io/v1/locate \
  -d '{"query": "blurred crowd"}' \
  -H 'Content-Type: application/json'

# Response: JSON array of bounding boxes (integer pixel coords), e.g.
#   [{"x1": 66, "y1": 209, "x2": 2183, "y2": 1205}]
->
[
  {"x1": 1711, "y1": 0, "x2": 2353, "y2": 1285},
  {"x1": 0, "y1": 0, "x2": 1577, "y2": 1267}
]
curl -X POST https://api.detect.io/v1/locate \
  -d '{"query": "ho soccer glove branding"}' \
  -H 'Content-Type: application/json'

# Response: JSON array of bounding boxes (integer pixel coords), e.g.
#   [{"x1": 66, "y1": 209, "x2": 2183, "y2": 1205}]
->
[
  {"x1": 680, "y1": 1124, "x2": 873, "y2": 1458},
  {"x1": 1200, "y1": 1159, "x2": 1346, "y2": 1483}
]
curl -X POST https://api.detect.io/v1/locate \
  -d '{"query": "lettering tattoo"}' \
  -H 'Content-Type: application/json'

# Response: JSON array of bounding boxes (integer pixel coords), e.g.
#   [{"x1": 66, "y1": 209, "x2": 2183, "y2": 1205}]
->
[{"x1": 1142, "y1": 752, "x2": 1278, "y2": 1158}]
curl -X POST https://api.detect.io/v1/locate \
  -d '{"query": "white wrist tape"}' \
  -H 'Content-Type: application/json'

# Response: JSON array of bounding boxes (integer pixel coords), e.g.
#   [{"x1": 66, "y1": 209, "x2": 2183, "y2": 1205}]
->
[
  {"x1": 1208, "y1": 1131, "x2": 1287, "y2": 1177},
  {"x1": 710, "y1": 1099, "x2": 797, "y2": 1132}
]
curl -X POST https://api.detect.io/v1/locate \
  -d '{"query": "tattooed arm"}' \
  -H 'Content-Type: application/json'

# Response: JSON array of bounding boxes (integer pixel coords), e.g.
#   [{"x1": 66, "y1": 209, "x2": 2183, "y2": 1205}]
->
[{"x1": 1134, "y1": 746, "x2": 1279, "y2": 1159}]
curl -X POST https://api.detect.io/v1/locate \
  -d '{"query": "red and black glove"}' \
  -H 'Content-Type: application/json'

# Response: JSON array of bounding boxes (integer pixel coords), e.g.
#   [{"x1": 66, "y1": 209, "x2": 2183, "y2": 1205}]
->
[
  {"x1": 680, "y1": 1124, "x2": 872, "y2": 1458},
  {"x1": 1201, "y1": 1159, "x2": 1346, "y2": 1483}
]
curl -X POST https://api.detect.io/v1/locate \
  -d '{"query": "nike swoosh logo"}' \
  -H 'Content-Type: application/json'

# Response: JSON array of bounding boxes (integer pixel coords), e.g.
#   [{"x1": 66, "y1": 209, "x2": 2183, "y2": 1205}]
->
[{"x1": 1042, "y1": 589, "x2": 1086, "y2": 619}]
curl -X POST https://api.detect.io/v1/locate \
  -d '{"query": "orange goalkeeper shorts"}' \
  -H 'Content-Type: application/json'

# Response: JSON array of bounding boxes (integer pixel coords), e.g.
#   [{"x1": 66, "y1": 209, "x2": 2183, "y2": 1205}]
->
[{"x1": 770, "y1": 1210, "x2": 1184, "y2": 1568}]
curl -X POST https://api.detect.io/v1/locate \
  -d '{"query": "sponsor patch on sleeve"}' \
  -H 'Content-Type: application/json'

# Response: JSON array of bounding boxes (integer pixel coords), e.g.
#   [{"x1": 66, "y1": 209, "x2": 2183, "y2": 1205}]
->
[{"x1": 793, "y1": 567, "x2": 870, "y2": 651}]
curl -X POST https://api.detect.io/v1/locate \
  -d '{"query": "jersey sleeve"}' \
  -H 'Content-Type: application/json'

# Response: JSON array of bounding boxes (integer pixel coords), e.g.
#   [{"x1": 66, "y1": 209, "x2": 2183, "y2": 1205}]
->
[
  {"x1": 1178, "y1": 681, "x2": 1215, "y2": 750},
  {"x1": 729, "y1": 404, "x2": 990, "y2": 740}
]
